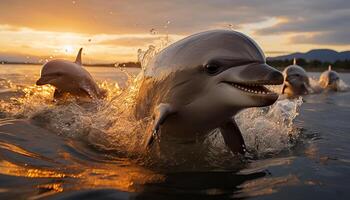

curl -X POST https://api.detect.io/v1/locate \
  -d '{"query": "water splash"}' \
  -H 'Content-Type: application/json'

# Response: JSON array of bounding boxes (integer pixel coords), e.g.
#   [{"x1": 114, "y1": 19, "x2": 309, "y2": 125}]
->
[
  {"x1": 137, "y1": 45, "x2": 157, "y2": 69},
  {"x1": 237, "y1": 97, "x2": 303, "y2": 157},
  {"x1": 0, "y1": 73, "x2": 303, "y2": 167},
  {"x1": 137, "y1": 34, "x2": 171, "y2": 70},
  {"x1": 337, "y1": 79, "x2": 349, "y2": 91}
]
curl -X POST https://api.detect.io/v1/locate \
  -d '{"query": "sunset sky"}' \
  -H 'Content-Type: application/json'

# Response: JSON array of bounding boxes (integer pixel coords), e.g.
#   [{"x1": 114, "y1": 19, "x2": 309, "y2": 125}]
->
[{"x1": 0, "y1": 0, "x2": 349, "y2": 63}]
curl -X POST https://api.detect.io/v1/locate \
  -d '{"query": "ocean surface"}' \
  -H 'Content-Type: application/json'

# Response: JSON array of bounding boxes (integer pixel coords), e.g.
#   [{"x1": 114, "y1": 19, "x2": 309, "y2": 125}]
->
[{"x1": 0, "y1": 64, "x2": 350, "y2": 200}]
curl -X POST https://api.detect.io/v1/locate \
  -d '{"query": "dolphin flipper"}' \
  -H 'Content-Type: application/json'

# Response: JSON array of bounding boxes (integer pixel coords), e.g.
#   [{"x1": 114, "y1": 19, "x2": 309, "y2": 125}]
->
[
  {"x1": 144, "y1": 103, "x2": 176, "y2": 148},
  {"x1": 219, "y1": 120, "x2": 246, "y2": 154}
]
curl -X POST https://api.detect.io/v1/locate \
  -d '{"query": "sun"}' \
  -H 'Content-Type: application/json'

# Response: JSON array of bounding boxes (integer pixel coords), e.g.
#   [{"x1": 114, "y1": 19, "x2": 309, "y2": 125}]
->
[{"x1": 62, "y1": 45, "x2": 74, "y2": 54}]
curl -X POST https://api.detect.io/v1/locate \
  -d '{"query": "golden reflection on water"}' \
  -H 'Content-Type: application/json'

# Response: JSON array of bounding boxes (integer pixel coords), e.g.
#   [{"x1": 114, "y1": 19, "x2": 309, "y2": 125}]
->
[
  {"x1": 75, "y1": 164, "x2": 164, "y2": 192},
  {"x1": 0, "y1": 141, "x2": 46, "y2": 160},
  {"x1": 0, "y1": 160, "x2": 68, "y2": 178},
  {"x1": 38, "y1": 183, "x2": 64, "y2": 192},
  {"x1": 26, "y1": 183, "x2": 65, "y2": 200},
  {"x1": 236, "y1": 174, "x2": 300, "y2": 198},
  {"x1": 239, "y1": 156, "x2": 295, "y2": 175},
  {"x1": 0, "y1": 158, "x2": 164, "y2": 193}
]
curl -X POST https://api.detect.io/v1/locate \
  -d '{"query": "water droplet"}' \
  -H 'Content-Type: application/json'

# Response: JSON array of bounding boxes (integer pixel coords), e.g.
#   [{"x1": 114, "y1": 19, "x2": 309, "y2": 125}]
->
[
  {"x1": 228, "y1": 24, "x2": 235, "y2": 30},
  {"x1": 150, "y1": 28, "x2": 157, "y2": 35}
]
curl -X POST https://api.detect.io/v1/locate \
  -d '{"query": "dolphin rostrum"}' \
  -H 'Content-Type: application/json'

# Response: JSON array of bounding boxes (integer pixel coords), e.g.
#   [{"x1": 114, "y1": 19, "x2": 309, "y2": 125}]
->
[{"x1": 134, "y1": 30, "x2": 284, "y2": 154}]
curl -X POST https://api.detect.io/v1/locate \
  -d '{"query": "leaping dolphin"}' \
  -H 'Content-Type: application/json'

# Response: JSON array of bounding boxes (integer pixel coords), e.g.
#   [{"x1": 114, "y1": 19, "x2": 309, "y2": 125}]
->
[
  {"x1": 281, "y1": 58, "x2": 310, "y2": 97},
  {"x1": 36, "y1": 48, "x2": 106, "y2": 99},
  {"x1": 319, "y1": 65, "x2": 340, "y2": 91},
  {"x1": 134, "y1": 30, "x2": 284, "y2": 154}
]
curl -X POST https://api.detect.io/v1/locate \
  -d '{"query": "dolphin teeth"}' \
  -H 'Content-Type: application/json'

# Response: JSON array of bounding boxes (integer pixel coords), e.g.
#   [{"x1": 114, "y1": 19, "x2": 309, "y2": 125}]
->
[{"x1": 228, "y1": 82, "x2": 273, "y2": 95}]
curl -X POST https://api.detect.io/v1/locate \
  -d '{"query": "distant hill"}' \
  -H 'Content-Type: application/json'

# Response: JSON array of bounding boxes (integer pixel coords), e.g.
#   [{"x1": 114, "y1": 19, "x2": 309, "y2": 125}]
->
[
  {"x1": 0, "y1": 53, "x2": 41, "y2": 63},
  {"x1": 0, "y1": 53, "x2": 141, "y2": 67},
  {"x1": 268, "y1": 49, "x2": 350, "y2": 62}
]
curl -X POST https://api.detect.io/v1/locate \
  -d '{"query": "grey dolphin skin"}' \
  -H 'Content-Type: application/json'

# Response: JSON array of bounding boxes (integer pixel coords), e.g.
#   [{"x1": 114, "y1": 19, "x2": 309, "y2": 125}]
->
[
  {"x1": 319, "y1": 65, "x2": 340, "y2": 91},
  {"x1": 135, "y1": 30, "x2": 284, "y2": 154},
  {"x1": 282, "y1": 59, "x2": 310, "y2": 97},
  {"x1": 36, "y1": 48, "x2": 105, "y2": 99}
]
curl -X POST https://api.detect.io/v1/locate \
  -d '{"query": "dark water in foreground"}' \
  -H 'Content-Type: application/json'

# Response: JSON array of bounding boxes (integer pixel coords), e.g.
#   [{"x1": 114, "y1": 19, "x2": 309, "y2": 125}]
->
[{"x1": 0, "y1": 65, "x2": 350, "y2": 200}]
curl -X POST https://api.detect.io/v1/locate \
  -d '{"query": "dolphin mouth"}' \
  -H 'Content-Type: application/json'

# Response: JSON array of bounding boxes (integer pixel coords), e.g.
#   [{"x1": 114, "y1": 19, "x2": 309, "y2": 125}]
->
[
  {"x1": 36, "y1": 75, "x2": 57, "y2": 86},
  {"x1": 222, "y1": 81, "x2": 277, "y2": 95}
]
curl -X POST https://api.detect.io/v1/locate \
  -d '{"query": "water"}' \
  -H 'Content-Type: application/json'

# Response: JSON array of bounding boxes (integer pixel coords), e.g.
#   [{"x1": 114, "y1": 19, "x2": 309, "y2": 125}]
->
[{"x1": 0, "y1": 64, "x2": 350, "y2": 199}]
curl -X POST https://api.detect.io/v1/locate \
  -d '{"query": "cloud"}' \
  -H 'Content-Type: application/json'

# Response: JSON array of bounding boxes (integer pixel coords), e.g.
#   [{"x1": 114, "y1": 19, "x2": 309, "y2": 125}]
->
[
  {"x1": 256, "y1": 10, "x2": 350, "y2": 34},
  {"x1": 0, "y1": 0, "x2": 273, "y2": 34},
  {"x1": 265, "y1": 51, "x2": 291, "y2": 55},
  {"x1": 290, "y1": 31, "x2": 350, "y2": 45},
  {"x1": 0, "y1": 0, "x2": 349, "y2": 55},
  {"x1": 254, "y1": 2, "x2": 350, "y2": 45},
  {"x1": 97, "y1": 36, "x2": 162, "y2": 47}
]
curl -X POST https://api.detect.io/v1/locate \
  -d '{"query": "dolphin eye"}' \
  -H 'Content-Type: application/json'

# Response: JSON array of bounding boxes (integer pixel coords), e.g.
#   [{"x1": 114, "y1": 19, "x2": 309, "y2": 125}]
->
[{"x1": 204, "y1": 64, "x2": 220, "y2": 75}]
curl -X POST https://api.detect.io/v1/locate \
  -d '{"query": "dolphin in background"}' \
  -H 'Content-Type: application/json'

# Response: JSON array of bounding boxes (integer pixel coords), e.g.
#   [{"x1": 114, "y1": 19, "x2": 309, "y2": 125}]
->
[
  {"x1": 281, "y1": 58, "x2": 310, "y2": 97},
  {"x1": 319, "y1": 65, "x2": 340, "y2": 91},
  {"x1": 36, "y1": 48, "x2": 106, "y2": 100},
  {"x1": 135, "y1": 30, "x2": 284, "y2": 154}
]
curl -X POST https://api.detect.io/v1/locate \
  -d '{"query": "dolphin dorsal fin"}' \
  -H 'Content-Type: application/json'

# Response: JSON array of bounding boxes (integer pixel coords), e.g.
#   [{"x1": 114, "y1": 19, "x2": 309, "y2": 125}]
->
[
  {"x1": 75, "y1": 48, "x2": 83, "y2": 65},
  {"x1": 328, "y1": 65, "x2": 332, "y2": 71},
  {"x1": 293, "y1": 58, "x2": 296, "y2": 65}
]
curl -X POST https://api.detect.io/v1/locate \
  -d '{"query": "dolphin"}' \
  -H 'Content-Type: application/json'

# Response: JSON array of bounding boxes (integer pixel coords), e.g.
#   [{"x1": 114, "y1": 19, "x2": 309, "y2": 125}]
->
[
  {"x1": 134, "y1": 30, "x2": 284, "y2": 154},
  {"x1": 36, "y1": 48, "x2": 105, "y2": 99},
  {"x1": 281, "y1": 58, "x2": 310, "y2": 97},
  {"x1": 319, "y1": 65, "x2": 340, "y2": 91}
]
